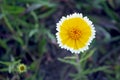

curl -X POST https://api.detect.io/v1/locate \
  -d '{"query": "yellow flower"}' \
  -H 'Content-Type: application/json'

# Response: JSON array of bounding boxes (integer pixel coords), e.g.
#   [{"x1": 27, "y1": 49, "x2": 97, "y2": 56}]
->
[
  {"x1": 56, "y1": 13, "x2": 95, "y2": 53},
  {"x1": 17, "y1": 64, "x2": 27, "y2": 73}
]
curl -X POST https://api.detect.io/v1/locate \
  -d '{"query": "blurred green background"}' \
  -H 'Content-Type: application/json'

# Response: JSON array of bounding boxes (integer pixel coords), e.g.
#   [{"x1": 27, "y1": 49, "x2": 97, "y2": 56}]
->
[{"x1": 0, "y1": 0, "x2": 120, "y2": 80}]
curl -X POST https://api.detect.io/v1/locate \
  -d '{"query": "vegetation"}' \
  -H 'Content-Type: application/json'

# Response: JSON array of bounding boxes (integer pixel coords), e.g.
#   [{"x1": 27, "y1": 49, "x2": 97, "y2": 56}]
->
[{"x1": 0, "y1": 0, "x2": 120, "y2": 80}]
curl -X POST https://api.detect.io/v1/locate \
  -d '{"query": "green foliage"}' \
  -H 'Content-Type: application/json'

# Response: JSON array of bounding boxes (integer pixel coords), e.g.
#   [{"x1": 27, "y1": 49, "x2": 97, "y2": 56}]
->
[
  {"x1": 0, "y1": 0, "x2": 120, "y2": 80},
  {"x1": 58, "y1": 49, "x2": 110, "y2": 80},
  {"x1": 0, "y1": 58, "x2": 21, "y2": 73},
  {"x1": 0, "y1": 0, "x2": 56, "y2": 80}
]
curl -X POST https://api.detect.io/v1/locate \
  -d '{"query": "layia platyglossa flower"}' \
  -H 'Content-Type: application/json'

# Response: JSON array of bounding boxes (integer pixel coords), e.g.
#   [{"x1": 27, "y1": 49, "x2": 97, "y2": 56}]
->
[
  {"x1": 17, "y1": 63, "x2": 27, "y2": 73},
  {"x1": 56, "y1": 13, "x2": 96, "y2": 53}
]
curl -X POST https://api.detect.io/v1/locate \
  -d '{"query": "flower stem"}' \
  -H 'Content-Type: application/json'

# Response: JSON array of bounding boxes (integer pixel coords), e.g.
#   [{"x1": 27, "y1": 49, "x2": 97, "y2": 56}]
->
[{"x1": 75, "y1": 54, "x2": 81, "y2": 73}]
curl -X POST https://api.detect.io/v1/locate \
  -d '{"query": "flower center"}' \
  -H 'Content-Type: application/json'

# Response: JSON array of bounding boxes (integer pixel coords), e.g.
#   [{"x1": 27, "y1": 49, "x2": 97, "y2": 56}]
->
[
  {"x1": 68, "y1": 28, "x2": 81, "y2": 40},
  {"x1": 20, "y1": 66, "x2": 25, "y2": 71}
]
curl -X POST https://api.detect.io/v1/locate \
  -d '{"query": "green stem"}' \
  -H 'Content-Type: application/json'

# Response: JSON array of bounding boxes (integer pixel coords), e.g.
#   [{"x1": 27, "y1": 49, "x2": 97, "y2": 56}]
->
[
  {"x1": 75, "y1": 54, "x2": 87, "y2": 80},
  {"x1": 75, "y1": 54, "x2": 81, "y2": 73}
]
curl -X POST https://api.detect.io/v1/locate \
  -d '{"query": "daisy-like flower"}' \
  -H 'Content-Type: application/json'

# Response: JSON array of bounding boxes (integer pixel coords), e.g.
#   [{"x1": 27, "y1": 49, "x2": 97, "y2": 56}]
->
[
  {"x1": 56, "y1": 13, "x2": 95, "y2": 53},
  {"x1": 17, "y1": 64, "x2": 27, "y2": 73}
]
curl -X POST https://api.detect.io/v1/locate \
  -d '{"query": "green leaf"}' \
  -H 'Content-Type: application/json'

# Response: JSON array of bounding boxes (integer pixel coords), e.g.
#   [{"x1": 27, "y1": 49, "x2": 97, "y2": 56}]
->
[
  {"x1": 97, "y1": 26, "x2": 111, "y2": 43},
  {"x1": 0, "y1": 61, "x2": 10, "y2": 66},
  {"x1": 115, "y1": 65, "x2": 120, "y2": 79},
  {"x1": 64, "y1": 56, "x2": 76, "y2": 60},
  {"x1": 1, "y1": 8, "x2": 14, "y2": 33},
  {"x1": 29, "y1": 29, "x2": 39, "y2": 38},
  {"x1": 0, "y1": 14, "x2": 4, "y2": 19},
  {"x1": 18, "y1": 0, "x2": 56, "y2": 7},
  {"x1": 79, "y1": 49, "x2": 96, "y2": 64},
  {"x1": 16, "y1": 19, "x2": 34, "y2": 27},
  {"x1": 0, "y1": 39, "x2": 8, "y2": 50},
  {"x1": 13, "y1": 36, "x2": 24, "y2": 46},
  {"x1": 109, "y1": 36, "x2": 120, "y2": 43},
  {"x1": 101, "y1": 2, "x2": 119, "y2": 21},
  {"x1": 69, "y1": 73, "x2": 87, "y2": 80},
  {"x1": 83, "y1": 66, "x2": 109, "y2": 75},
  {"x1": 26, "y1": 4, "x2": 42, "y2": 13},
  {"x1": 3, "y1": 5, "x2": 25, "y2": 14},
  {"x1": 38, "y1": 8, "x2": 56, "y2": 19},
  {"x1": 0, "y1": 68, "x2": 8, "y2": 72},
  {"x1": 58, "y1": 58, "x2": 77, "y2": 66},
  {"x1": 8, "y1": 64, "x2": 13, "y2": 73},
  {"x1": 33, "y1": 0, "x2": 56, "y2": 7},
  {"x1": 30, "y1": 10, "x2": 39, "y2": 23},
  {"x1": 38, "y1": 38, "x2": 46, "y2": 56},
  {"x1": 45, "y1": 29, "x2": 56, "y2": 43}
]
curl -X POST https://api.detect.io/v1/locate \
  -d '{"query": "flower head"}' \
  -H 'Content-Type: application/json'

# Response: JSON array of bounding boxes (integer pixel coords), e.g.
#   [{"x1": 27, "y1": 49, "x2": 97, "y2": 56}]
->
[
  {"x1": 17, "y1": 64, "x2": 27, "y2": 73},
  {"x1": 56, "y1": 13, "x2": 95, "y2": 53}
]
